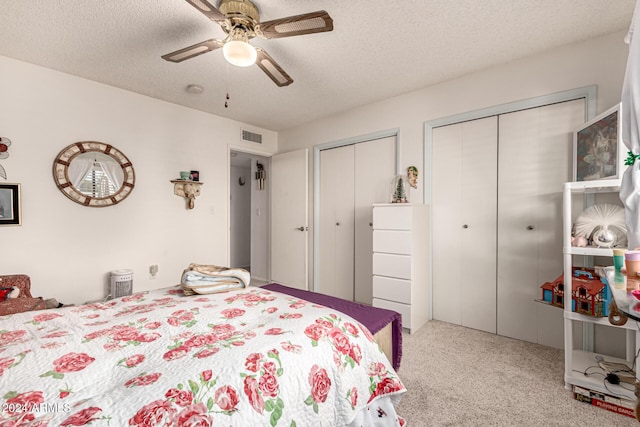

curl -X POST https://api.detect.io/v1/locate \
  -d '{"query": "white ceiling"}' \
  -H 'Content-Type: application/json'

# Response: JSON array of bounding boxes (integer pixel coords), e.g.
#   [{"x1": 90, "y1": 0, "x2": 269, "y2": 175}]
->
[{"x1": 0, "y1": 1, "x2": 635, "y2": 132}]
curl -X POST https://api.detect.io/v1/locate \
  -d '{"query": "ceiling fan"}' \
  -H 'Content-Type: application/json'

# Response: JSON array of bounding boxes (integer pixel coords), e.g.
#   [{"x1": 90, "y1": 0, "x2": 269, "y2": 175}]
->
[{"x1": 162, "y1": 0, "x2": 334, "y2": 87}]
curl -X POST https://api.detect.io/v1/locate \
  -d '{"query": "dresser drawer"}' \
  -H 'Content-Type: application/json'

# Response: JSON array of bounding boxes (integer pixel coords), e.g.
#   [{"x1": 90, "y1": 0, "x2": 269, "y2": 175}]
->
[
  {"x1": 373, "y1": 298, "x2": 412, "y2": 329},
  {"x1": 372, "y1": 253, "x2": 411, "y2": 279},
  {"x1": 373, "y1": 230, "x2": 412, "y2": 255},
  {"x1": 373, "y1": 275, "x2": 411, "y2": 304},
  {"x1": 373, "y1": 205, "x2": 412, "y2": 230}
]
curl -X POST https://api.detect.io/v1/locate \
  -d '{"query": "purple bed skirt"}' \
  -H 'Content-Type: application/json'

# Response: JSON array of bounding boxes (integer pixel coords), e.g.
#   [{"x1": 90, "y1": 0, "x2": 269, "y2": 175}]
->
[{"x1": 261, "y1": 283, "x2": 402, "y2": 370}]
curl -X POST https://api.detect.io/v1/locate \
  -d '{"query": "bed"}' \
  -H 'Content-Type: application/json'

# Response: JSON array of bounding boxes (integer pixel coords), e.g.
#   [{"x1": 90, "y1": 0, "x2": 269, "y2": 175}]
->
[
  {"x1": 261, "y1": 283, "x2": 402, "y2": 371},
  {"x1": 0, "y1": 284, "x2": 406, "y2": 426}
]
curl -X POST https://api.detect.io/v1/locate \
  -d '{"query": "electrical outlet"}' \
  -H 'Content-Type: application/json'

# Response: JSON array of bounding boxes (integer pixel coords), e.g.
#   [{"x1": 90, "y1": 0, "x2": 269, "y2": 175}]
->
[{"x1": 149, "y1": 264, "x2": 158, "y2": 279}]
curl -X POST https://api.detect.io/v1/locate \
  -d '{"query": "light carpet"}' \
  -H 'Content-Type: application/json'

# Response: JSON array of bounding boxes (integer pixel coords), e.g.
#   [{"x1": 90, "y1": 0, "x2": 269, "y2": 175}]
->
[{"x1": 395, "y1": 320, "x2": 638, "y2": 426}]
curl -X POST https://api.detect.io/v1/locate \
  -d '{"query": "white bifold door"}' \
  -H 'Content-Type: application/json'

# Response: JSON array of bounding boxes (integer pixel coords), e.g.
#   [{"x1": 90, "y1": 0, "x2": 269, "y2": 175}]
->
[
  {"x1": 319, "y1": 145, "x2": 355, "y2": 300},
  {"x1": 497, "y1": 100, "x2": 585, "y2": 346},
  {"x1": 432, "y1": 116, "x2": 498, "y2": 333},
  {"x1": 432, "y1": 99, "x2": 585, "y2": 348},
  {"x1": 318, "y1": 136, "x2": 396, "y2": 304}
]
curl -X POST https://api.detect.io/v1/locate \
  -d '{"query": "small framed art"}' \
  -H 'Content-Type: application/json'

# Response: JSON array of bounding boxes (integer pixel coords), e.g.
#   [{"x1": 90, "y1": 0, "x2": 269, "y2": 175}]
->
[
  {"x1": 0, "y1": 183, "x2": 21, "y2": 226},
  {"x1": 573, "y1": 103, "x2": 624, "y2": 181}
]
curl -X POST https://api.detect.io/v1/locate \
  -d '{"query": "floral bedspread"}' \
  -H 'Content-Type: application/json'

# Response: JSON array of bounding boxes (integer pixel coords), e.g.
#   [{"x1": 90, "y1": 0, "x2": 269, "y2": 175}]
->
[{"x1": 0, "y1": 285, "x2": 405, "y2": 426}]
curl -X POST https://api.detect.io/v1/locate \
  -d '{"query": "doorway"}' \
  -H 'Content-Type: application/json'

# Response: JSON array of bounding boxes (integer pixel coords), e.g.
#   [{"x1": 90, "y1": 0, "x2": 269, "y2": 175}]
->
[{"x1": 230, "y1": 150, "x2": 269, "y2": 285}]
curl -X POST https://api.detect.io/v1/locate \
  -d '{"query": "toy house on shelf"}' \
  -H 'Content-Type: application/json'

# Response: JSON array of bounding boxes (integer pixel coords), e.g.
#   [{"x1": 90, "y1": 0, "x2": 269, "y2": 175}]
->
[
  {"x1": 540, "y1": 267, "x2": 610, "y2": 317},
  {"x1": 541, "y1": 275, "x2": 566, "y2": 308}
]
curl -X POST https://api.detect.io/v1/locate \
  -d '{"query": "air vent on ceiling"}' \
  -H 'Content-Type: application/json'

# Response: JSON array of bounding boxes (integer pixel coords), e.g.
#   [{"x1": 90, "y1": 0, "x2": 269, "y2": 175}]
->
[{"x1": 242, "y1": 129, "x2": 263, "y2": 144}]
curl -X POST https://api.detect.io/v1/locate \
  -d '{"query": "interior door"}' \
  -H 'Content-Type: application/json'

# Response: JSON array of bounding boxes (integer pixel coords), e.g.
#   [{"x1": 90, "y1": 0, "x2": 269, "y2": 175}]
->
[
  {"x1": 432, "y1": 124, "x2": 464, "y2": 325},
  {"x1": 432, "y1": 116, "x2": 498, "y2": 333},
  {"x1": 354, "y1": 136, "x2": 396, "y2": 304},
  {"x1": 270, "y1": 149, "x2": 308, "y2": 290},
  {"x1": 497, "y1": 99, "x2": 585, "y2": 346},
  {"x1": 319, "y1": 145, "x2": 355, "y2": 300}
]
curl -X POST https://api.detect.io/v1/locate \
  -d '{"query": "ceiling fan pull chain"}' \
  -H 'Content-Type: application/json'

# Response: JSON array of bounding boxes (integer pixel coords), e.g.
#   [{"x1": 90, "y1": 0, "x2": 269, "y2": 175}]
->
[
  {"x1": 224, "y1": 64, "x2": 231, "y2": 108},
  {"x1": 224, "y1": 62, "x2": 230, "y2": 108}
]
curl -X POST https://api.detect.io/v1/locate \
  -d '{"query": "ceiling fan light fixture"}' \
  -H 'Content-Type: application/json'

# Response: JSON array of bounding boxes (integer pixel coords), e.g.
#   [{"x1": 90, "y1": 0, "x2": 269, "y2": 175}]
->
[
  {"x1": 223, "y1": 39, "x2": 257, "y2": 67},
  {"x1": 162, "y1": 1, "x2": 334, "y2": 86}
]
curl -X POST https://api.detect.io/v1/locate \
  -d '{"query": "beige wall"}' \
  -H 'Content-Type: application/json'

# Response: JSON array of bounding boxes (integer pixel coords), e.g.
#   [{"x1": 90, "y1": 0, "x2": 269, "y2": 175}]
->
[
  {"x1": 278, "y1": 30, "x2": 630, "y2": 288},
  {"x1": 0, "y1": 56, "x2": 276, "y2": 305}
]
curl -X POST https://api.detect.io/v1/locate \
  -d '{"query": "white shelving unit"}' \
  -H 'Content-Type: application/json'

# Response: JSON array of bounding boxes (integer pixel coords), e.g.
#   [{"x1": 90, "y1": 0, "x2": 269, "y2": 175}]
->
[{"x1": 562, "y1": 178, "x2": 639, "y2": 401}]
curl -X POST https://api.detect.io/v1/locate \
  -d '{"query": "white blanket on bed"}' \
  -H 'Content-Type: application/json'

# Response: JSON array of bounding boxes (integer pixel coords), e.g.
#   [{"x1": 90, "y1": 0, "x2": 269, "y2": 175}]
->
[{"x1": 180, "y1": 263, "x2": 251, "y2": 295}]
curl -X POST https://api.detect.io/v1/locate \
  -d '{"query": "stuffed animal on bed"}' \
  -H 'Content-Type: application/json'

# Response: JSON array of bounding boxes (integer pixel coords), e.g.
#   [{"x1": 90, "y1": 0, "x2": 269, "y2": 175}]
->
[{"x1": 0, "y1": 286, "x2": 20, "y2": 301}]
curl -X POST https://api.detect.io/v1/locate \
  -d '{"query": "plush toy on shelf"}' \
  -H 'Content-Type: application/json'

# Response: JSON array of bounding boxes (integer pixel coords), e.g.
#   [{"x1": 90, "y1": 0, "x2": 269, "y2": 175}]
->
[
  {"x1": 571, "y1": 235, "x2": 588, "y2": 247},
  {"x1": 573, "y1": 203, "x2": 627, "y2": 248}
]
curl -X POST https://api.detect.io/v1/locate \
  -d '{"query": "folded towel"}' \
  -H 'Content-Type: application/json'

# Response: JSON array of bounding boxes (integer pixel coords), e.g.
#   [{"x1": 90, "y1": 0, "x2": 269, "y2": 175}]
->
[{"x1": 180, "y1": 264, "x2": 250, "y2": 295}]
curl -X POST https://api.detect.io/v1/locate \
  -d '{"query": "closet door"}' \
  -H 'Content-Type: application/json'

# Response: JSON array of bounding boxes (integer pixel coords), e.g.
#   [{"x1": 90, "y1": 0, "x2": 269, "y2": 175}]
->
[
  {"x1": 432, "y1": 125, "x2": 463, "y2": 325},
  {"x1": 319, "y1": 145, "x2": 355, "y2": 300},
  {"x1": 354, "y1": 136, "x2": 396, "y2": 304},
  {"x1": 432, "y1": 116, "x2": 498, "y2": 333},
  {"x1": 497, "y1": 99, "x2": 585, "y2": 346}
]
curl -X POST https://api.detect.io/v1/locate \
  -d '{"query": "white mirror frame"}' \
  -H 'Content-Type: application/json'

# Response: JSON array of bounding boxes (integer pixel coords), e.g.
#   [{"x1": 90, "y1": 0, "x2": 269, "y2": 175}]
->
[{"x1": 53, "y1": 141, "x2": 135, "y2": 207}]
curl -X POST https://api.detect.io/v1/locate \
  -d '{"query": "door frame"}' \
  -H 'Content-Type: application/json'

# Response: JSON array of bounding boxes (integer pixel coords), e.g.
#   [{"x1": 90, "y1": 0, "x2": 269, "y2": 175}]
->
[
  {"x1": 227, "y1": 145, "x2": 273, "y2": 277},
  {"x1": 313, "y1": 128, "x2": 401, "y2": 293},
  {"x1": 423, "y1": 85, "x2": 597, "y2": 321}
]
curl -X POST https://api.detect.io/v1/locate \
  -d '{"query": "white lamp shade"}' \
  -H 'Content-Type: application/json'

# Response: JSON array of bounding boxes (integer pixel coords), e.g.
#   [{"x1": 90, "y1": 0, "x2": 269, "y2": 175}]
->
[{"x1": 223, "y1": 40, "x2": 257, "y2": 67}]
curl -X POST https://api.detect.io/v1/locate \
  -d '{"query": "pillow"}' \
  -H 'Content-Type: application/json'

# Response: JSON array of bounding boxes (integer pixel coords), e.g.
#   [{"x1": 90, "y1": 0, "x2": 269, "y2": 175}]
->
[{"x1": 0, "y1": 287, "x2": 12, "y2": 301}]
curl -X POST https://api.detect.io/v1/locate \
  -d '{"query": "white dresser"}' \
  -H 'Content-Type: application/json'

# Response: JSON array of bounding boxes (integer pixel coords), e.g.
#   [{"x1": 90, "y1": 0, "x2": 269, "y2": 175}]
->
[{"x1": 372, "y1": 203, "x2": 429, "y2": 334}]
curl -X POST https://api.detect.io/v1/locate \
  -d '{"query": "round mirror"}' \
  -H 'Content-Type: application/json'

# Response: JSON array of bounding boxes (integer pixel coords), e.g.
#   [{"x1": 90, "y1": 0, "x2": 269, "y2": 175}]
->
[{"x1": 53, "y1": 141, "x2": 135, "y2": 207}]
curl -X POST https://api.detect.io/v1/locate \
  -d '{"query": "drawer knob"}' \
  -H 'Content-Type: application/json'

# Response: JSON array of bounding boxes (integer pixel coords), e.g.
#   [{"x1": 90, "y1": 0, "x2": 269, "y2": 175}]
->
[
  {"x1": 336, "y1": 222, "x2": 340, "y2": 226},
  {"x1": 462, "y1": 224, "x2": 469, "y2": 229},
  {"x1": 527, "y1": 225, "x2": 534, "y2": 230}
]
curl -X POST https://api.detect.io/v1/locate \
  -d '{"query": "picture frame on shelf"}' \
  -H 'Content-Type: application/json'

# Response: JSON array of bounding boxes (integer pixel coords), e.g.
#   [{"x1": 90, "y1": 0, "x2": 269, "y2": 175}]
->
[
  {"x1": 0, "y1": 183, "x2": 21, "y2": 226},
  {"x1": 573, "y1": 103, "x2": 624, "y2": 182}
]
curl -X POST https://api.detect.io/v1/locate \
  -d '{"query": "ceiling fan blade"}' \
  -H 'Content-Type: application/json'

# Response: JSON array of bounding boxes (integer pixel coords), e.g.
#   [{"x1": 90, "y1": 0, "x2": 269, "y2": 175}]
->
[
  {"x1": 162, "y1": 39, "x2": 223, "y2": 63},
  {"x1": 184, "y1": 0, "x2": 227, "y2": 22},
  {"x1": 255, "y1": 48, "x2": 293, "y2": 87},
  {"x1": 259, "y1": 11, "x2": 333, "y2": 39}
]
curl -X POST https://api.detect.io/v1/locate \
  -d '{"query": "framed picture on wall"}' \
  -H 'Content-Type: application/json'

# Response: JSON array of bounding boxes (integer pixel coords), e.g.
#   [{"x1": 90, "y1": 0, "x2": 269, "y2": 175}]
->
[
  {"x1": 0, "y1": 183, "x2": 21, "y2": 226},
  {"x1": 573, "y1": 103, "x2": 624, "y2": 181}
]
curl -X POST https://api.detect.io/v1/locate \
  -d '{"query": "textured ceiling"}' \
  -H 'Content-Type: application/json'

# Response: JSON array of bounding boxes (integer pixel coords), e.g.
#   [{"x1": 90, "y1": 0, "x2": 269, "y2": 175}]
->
[{"x1": 0, "y1": 0, "x2": 635, "y2": 131}]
